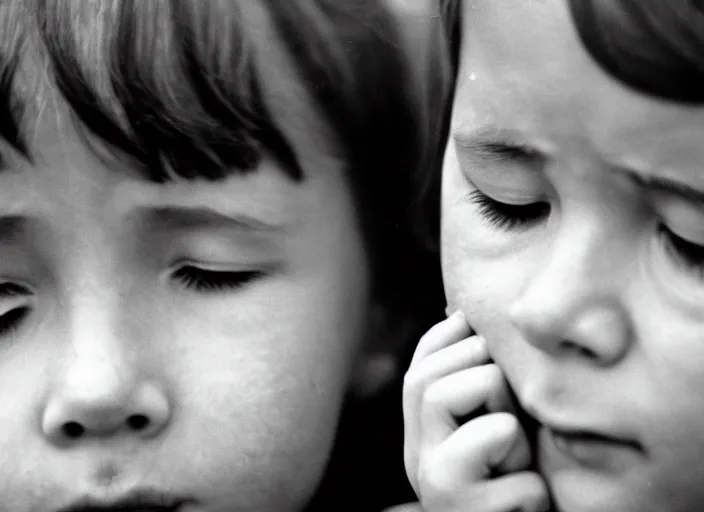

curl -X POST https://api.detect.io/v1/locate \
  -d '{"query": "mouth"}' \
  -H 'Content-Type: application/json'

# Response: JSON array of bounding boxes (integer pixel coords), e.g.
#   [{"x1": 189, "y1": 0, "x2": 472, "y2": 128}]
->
[
  {"x1": 546, "y1": 426, "x2": 641, "y2": 449},
  {"x1": 520, "y1": 407, "x2": 645, "y2": 470},
  {"x1": 55, "y1": 489, "x2": 194, "y2": 512}
]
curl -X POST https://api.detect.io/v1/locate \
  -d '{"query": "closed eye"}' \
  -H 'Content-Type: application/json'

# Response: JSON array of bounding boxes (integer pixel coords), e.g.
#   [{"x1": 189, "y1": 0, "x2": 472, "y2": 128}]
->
[
  {"x1": 172, "y1": 265, "x2": 264, "y2": 293},
  {"x1": 469, "y1": 190, "x2": 550, "y2": 230},
  {"x1": 0, "y1": 282, "x2": 32, "y2": 337},
  {"x1": 660, "y1": 224, "x2": 704, "y2": 279},
  {"x1": 0, "y1": 306, "x2": 28, "y2": 336}
]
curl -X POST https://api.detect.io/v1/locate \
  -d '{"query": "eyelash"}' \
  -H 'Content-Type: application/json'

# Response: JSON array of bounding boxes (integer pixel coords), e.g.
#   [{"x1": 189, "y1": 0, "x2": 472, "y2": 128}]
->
[
  {"x1": 469, "y1": 190, "x2": 550, "y2": 230},
  {"x1": 0, "y1": 283, "x2": 31, "y2": 337},
  {"x1": 659, "y1": 225, "x2": 704, "y2": 278},
  {"x1": 172, "y1": 266, "x2": 264, "y2": 292},
  {"x1": 0, "y1": 267, "x2": 265, "y2": 336},
  {"x1": 470, "y1": 189, "x2": 704, "y2": 282},
  {"x1": 0, "y1": 307, "x2": 28, "y2": 336}
]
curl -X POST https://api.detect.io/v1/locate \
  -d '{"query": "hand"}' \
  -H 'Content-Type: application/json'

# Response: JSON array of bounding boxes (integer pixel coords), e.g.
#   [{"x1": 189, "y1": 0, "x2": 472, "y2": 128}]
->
[{"x1": 402, "y1": 312, "x2": 550, "y2": 512}]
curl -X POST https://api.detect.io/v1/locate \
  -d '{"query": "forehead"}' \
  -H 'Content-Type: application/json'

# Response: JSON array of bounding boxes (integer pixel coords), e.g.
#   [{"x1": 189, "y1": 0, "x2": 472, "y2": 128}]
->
[
  {"x1": 453, "y1": 0, "x2": 704, "y2": 176},
  {"x1": 453, "y1": 0, "x2": 580, "y2": 121}
]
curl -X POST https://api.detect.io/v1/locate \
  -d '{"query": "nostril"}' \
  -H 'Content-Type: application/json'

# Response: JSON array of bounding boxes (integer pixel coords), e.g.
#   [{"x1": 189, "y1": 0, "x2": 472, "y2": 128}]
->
[
  {"x1": 127, "y1": 414, "x2": 150, "y2": 431},
  {"x1": 42, "y1": 383, "x2": 170, "y2": 444},
  {"x1": 562, "y1": 340, "x2": 598, "y2": 360},
  {"x1": 62, "y1": 421, "x2": 85, "y2": 439},
  {"x1": 58, "y1": 415, "x2": 150, "y2": 438}
]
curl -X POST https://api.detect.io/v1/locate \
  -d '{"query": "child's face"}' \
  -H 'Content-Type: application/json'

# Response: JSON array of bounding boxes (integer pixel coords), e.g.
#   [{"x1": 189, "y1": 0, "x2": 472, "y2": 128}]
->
[
  {"x1": 0, "y1": 56, "x2": 373, "y2": 512},
  {"x1": 442, "y1": 1, "x2": 704, "y2": 511}
]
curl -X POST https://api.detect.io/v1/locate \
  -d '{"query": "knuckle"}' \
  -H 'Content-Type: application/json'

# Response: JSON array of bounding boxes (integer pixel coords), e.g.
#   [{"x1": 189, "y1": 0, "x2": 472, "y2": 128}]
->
[
  {"x1": 422, "y1": 380, "x2": 448, "y2": 413},
  {"x1": 417, "y1": 323, "x2": 444, "y2": 351},
  {"x1": 493, "y1": 411, "x2": 521, "y2": 438},
  {"x1": 467, "y1": 335, "x2": 489, "y2": 365},
  {"x1": 404, "y1": 362, "x2": 442, "y2": 402},
  {"x1": 403, "y1": 367, "x2": 426, "y2": 394},
  {"x1": 418, "y1": 457, "x2": 457, "y2": 504},
  {"x1": 483, "y1": 363, "x2": 503, "y2": 387},
  {"x1": 480, "y1": 364, "x2": 507, "y2": 402},
  {"x1": 525, "y1": 471, "x2": 550, "y2": 498},
  {"x1": 419, "y1": 449, "x2": 498, "y2": 512},
  {"x1": 403, "y1": 371, "x2": 431, "y2": 414}
]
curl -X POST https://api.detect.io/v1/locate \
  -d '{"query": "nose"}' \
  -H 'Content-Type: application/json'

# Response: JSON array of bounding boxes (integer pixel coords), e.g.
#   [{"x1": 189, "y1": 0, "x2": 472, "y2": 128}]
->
[
  {"x1": 509, "y1": 213, "x2": 633, "y2": 366},
  {"x1": 42, "y1": 305, "x2": 171, "y2": 445}
]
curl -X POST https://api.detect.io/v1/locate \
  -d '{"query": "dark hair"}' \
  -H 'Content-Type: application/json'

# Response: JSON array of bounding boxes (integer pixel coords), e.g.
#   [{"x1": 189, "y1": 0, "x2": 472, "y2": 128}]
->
[
  {"x1": 439, "y1": 0, "x2": 462, "y2": 81},
  {"x1": 411, "y1": 0, "x2": 461, "y2": 249},
  {"x1": 568, "y1": 0, "x2": 704, "y2": 104},
  {"x1": 0, "y1": 0, "x2": 451, "y2": 318}
]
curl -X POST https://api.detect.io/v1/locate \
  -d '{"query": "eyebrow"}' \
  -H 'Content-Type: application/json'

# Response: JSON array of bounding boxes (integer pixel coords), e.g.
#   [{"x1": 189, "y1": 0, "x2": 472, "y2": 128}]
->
[
  {"x1": 453, "y1": 127, "x2": 545, "y2": 165},
  {"x1": 618, "y1": 168, "x2": 704, "y2": 207},
  {"x1": 456, "y1": 126, "x2": 704, "y2": 207},
  {"x1": 137, "y1": 206, "x2": 288, "y2": 234},
  {"x1": 0, "y1": 208, "x2": 284, "y2": 250}
]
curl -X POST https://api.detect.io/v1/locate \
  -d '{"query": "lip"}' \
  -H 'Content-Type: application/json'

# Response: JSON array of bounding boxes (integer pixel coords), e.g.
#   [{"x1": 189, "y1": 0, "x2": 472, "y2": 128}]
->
[
  {"x1": 521, "y1": 403, "x2": 640, "y2": 447},
  {"x1": 55, "y1": 488, "x2": 193, "y2": 512},
  {"x1": 542, "y1": 426, "x2": 644, "y2": 472},
  {"x1": 547, "y1": 425, "x2": 641, "y2": 449},
  {"x1": 521, "y1": 406, "x2": 645, "y2": 470}
]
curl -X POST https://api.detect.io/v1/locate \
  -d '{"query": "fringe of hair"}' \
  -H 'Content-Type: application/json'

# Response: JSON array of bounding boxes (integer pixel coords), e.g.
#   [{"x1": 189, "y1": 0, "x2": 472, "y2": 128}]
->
[{"x1": 0, "y1": 0, "x2": 453, "y2": 315}]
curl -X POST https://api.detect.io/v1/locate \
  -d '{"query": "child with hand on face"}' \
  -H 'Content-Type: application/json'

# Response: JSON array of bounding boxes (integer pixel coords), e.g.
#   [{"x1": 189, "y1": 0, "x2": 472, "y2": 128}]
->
[
  {"x1": 0, "y1": 1, "x2": 450, "y2": 510},
  {"x1": 403, "y1": 1, "x2": 704, "y2": 511}
]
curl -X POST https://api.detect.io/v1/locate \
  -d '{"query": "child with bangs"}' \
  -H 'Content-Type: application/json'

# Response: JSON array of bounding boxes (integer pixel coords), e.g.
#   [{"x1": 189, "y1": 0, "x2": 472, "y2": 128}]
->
[{"x1": 0, "y1": 1, "x2": 450, "y2": 510}]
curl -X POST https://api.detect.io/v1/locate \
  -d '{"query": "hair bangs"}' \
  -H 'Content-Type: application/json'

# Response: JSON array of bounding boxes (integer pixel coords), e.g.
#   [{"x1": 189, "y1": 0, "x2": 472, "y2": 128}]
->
[
  {"x1": 569, "y1": 0, "x2": 704, "y2": 104},
  {"x1": 31, "y1": 0, "x2": 302, "y2": 182},
  {"x1": 0, "y1": 52, "x2": 27, "y2": 158},
  {"x1": 0, "y1": 1, "x2": 28, "y2": 158}
]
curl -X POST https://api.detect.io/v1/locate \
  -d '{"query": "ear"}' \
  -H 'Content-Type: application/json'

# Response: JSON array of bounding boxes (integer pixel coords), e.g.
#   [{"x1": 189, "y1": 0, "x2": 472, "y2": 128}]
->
[{"x1": 349, "y1": 301, "x2": 419, "y2": 398}]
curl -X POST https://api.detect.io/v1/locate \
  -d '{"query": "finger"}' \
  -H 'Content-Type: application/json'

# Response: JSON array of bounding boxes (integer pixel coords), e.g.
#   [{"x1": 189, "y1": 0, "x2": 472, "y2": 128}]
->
[
  {"x1": 419, "y1": 364, "x2": 516, "y2": 450},
  {"x1": 404, "y1": 336, "x2": 489, "y2": 487},
  {"x1": 471, "y1": 471, "x2": 551, "y2": 512},
  {"x1": 409, "y1": 311, "x2": 473, "y2": 370},
  {"x1": 430, "y1": 413, "x2": 533, "y2": 483},
  {"x1": 405, "y1": 336, "x2": 489, "y2": 407},
  {"x1": 419, "y1": 470, "x2": 550, "y2": 512}
]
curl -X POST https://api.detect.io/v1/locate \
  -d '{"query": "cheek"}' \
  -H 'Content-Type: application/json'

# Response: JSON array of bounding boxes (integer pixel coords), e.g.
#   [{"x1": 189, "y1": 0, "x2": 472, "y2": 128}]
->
[
  {"x1": 441, "y1": 240, "x2": 484, "y2": 321},
  {"x1": 440, "y1": 159, "x2": 532, "y2": 365},
  {"x1": 629, "y1": 296, "x2": 704, "y2": 433},
  {"x1": 441, "y1": 146, "x2": 481, "y2": 315},
  {"x1": 180, "y1": 269, "x2": 369, "y2": 414},
  {"x1": 441, "y1": 242, "x2": 544, "y2": 383},
  {"x1": 158, "y1": 258, "x2": 371, "y2": 506},
  {"x1": 0, "y1": 343, "x2": 50, "y2": 454},
  {"x1": 441, "y1": 193, "x2": 517, "y2": 334},
  {"x1": 441, "y1": 242, "x2": 515, "y2": 361},
  {"x1": 441, "y1": 144, "x2": 505, "y2": 321}
]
